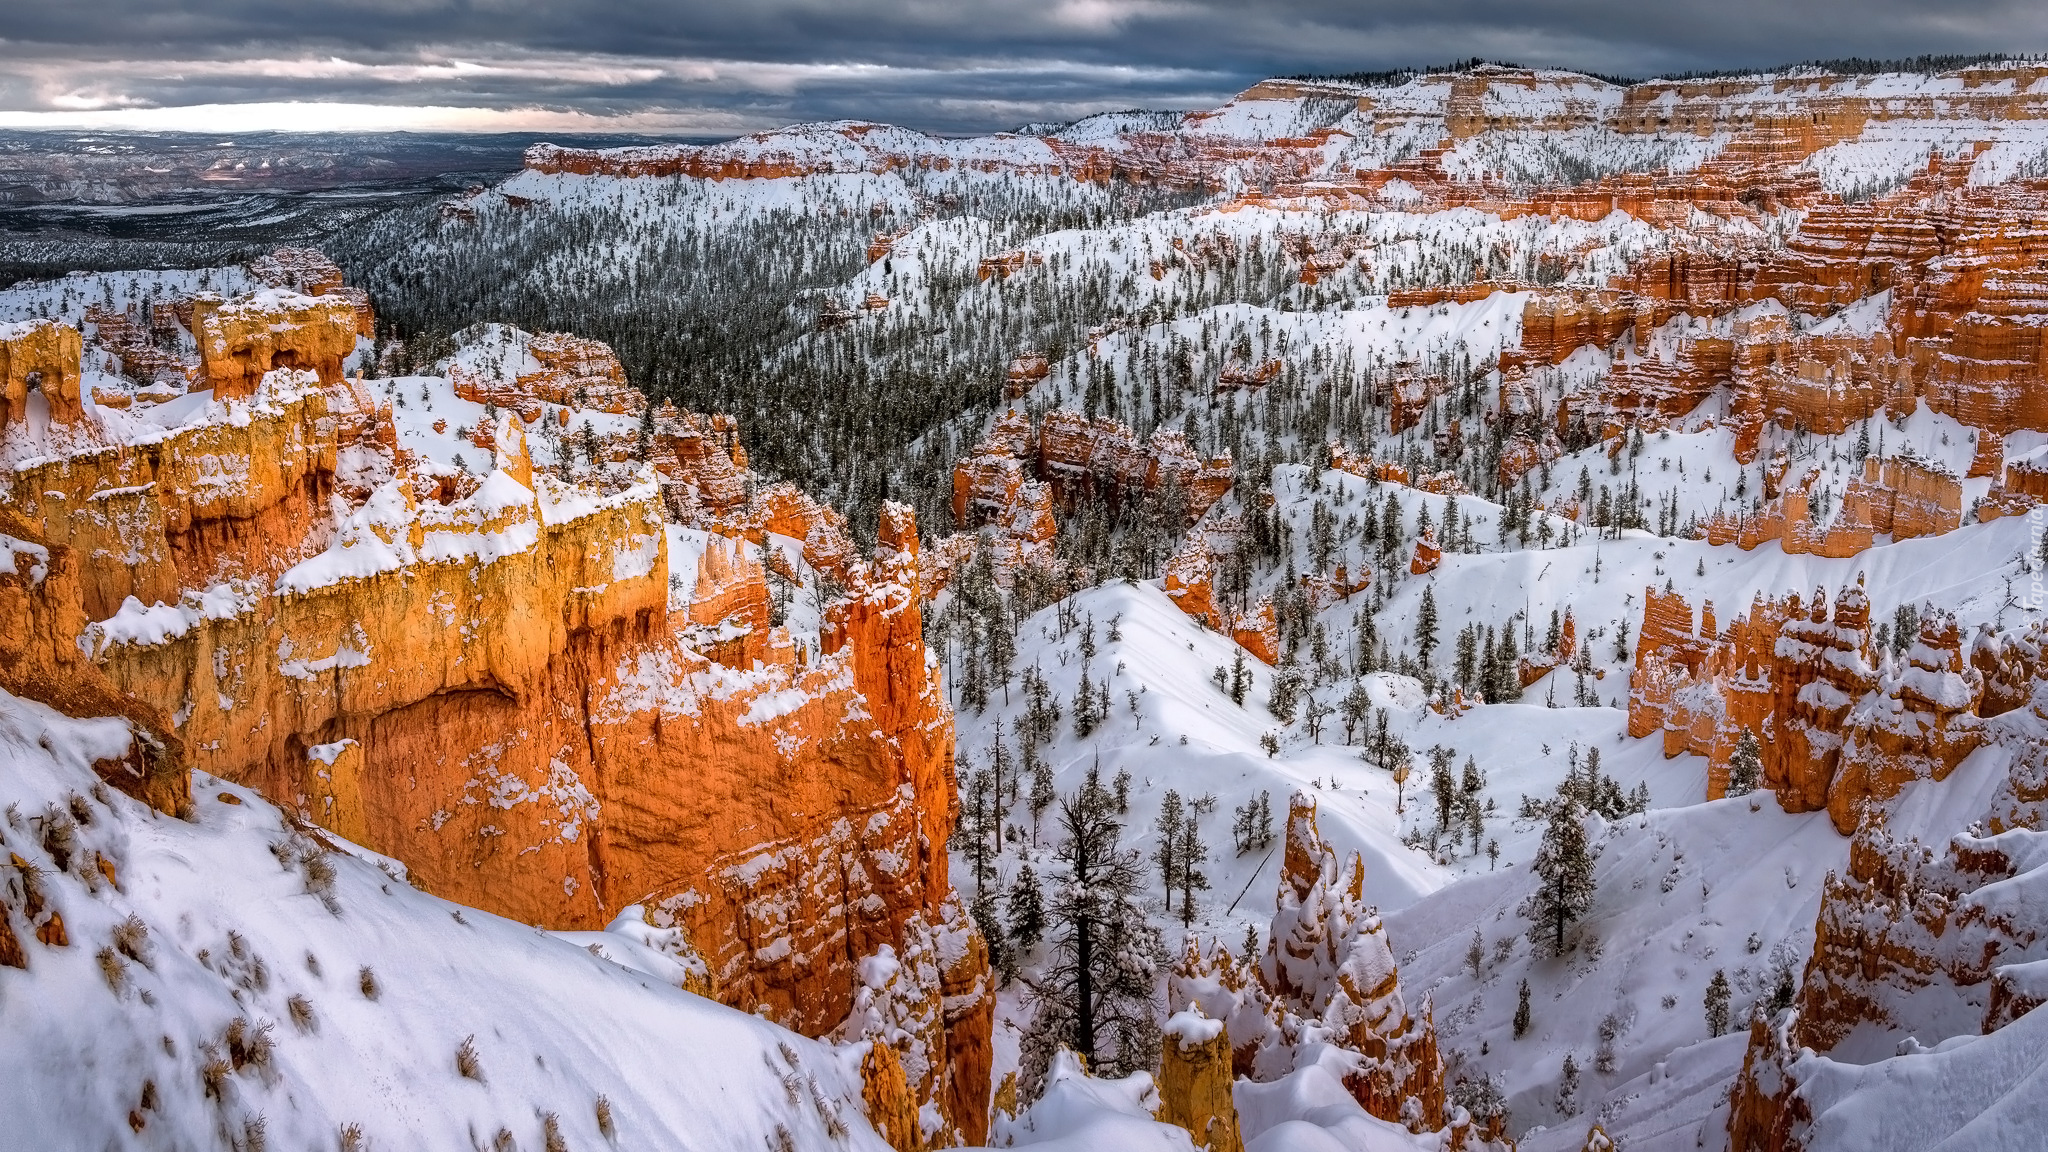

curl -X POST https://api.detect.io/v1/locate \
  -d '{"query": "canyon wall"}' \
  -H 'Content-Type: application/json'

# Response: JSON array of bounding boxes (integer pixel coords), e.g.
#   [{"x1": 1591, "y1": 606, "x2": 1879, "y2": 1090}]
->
[
  {"x1": 0, "y1": 285, "x2": 992, "y2": 1142},
  {"x1": 1630, "y1": 582, "x2": 2042, "y2": 832}
]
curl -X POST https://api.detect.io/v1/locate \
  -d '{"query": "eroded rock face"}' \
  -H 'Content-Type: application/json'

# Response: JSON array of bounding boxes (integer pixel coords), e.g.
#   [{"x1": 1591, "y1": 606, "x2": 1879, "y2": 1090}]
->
[
  {"x1": 1629, "y1": 581, "x2": 1998, "y2": 827},
  {"x1": 195, "y1": 291, "x2": 360, "y2": 401},
  {"x1": 2, "y1": 309, "x2": 993, "y2": 1139},
  {"x1": 451, "y1": 326, "x2": 643, "y2": 420},
  {"x1": 1166, "y1": 793, "x2": 1446, "y2": 1131},
  {"x1": 1728, "y1": 736, "x2": 2048, "y2": 1150},
  {"x1": 0, "y1": 319, "x2": 85, "y2": 427},
  {"x1": 0, "y1": 510, "x2": 189, "y2": 816},
  {"x1": 1157, "y1": 1012, "x2": 1244, "y2": 1152}
]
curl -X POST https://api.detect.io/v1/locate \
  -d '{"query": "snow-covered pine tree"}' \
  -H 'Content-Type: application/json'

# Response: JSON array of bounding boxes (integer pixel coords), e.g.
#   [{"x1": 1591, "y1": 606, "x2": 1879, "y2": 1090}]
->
[
  {"x1": 974, "y1": 887, "x2": 1011, "y2": 976},
  {"x1": 1525, "y1": 797, "x2": 1596, "y2": 956},
  {"x1": 1019, "y1": 773, "x2": 1163, "y2": 1099},
  {"x1": 1429, "y1": 745, "x2": 1458, "y2": 841},
  {"x1": 1727, "y1": 728, "x2": 1762, "y2": 797},
  {"x1": 1154, "y1": 790, "x2": 1183, "y2": 908},
  {"x1": 1008, "y1": 863, "x2": 1044, "y2": 951},
  {"x1": 1027, "y1": 753, "x2": 1055, "y2": 846},
  {"x1": 1340, "y1": 681, "x2": 1371, "y2": 743},
  {"x1": 1417, "y1": 585, "x2": 1440, "y2": 667},
  {"x1": 1706, "y1": 969, "x2": 1732, "y2": 1037},
  {"x1": 1176, "y1": 807, "x2": 1209, "y2": 926},
  {"x1": 951, "y1": 766, "x2": 1000, "y2": 893}
]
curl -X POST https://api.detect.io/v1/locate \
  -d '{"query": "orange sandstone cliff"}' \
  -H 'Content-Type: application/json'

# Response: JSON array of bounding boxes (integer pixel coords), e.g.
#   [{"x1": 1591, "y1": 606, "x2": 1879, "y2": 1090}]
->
[{"x1": 0, "y1": 292, "x2": 993, "y2": 1141}]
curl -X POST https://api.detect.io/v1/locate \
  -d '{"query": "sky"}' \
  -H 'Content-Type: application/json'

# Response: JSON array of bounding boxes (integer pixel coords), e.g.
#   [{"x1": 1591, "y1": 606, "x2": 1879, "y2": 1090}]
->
[{"x1": 0, "y1": 1, "x2": 2044, "y2": 138}]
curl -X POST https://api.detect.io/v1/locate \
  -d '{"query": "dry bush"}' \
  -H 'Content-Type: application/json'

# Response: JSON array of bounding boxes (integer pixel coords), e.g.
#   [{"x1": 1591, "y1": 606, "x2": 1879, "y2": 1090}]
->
[
  {"x1": 40, "y1": 808, "x2": 76, "y2": 872},
  {"x1": 96, "y1": 946, "x2": 129, "y2": 993},
  {"x1": 288, "y1": 994, "x2": 317, "y2": 1034},
  {"x1": 225, "y1": 1017, "x2": 275, "y2": 1071},
  {"x1": 338, "y1": 1122, "x2": 366, "y2": 1152},
  {"x1": 595, "y1": 1096, "x2": 615, "y2": 1141},
  {"x1": 456, "y1": 1035, "x2": 484, "y2": 1082},
  {"x1": 359, "y1": 966, "x2": 380, "y2": 1001},
  {"x1": 542, "y1": 1112, "x2": 567, "y2": 1152},
  {"x1": 113, "y1": 914, "x2": 152, "y2": 967},
  {"x1": 304, "y1": 852, "x2": 339, "y2": 913},
  {"x1": 200, "y1": 1055, "x2": 232, "y2": 1098}
]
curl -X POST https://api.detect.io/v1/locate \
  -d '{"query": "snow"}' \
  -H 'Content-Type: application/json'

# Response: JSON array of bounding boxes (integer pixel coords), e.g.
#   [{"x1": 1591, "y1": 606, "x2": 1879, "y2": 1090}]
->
[
  {"x1": 0, "y1": 685, "x2": 895, "y2": 1152},
  {"x1": 1163, "y1": 1008, "x2": 1225, "y2": 1046},
  {"x1": 82, "y1": 583, "x2": 258, "y2": 657},
  {"x1": 981, "y1": 1050, "x2": 1189, "y2": 1150}
]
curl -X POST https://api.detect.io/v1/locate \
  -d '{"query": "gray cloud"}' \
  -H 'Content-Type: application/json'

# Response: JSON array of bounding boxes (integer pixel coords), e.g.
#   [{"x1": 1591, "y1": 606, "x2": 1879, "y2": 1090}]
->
[{"x1": 0, "y1": 1, "x2": 2043, "y2": 135}]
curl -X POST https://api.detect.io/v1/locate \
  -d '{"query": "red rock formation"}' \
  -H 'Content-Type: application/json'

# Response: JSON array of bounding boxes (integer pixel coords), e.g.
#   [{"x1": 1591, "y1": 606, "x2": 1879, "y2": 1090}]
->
[
  {"x1": 4, "y1": 301, "x2": 993, "y2": 1137},
  {"x1": 0, "y1": 509, "x2": 189, "y2": 816},
  {"x1": 1260, "y1": 794, "x2": 1446, "y2": 1130},
  {"x1": 1004, "y1": 352, "x2": 1050, "y2": 399},
  {"x1": 1730, "y1": 785, "x2": 2048, "y2": 1150},
  {"x1": 1632, "y1": 580, "x2": 2004, "y2": 827},
  {"x1": 194, "y1": 291, "x2": 359, "y2": 400},
  {"x1": 1769, "y1": 584, "x2": 1881, "y2": 818},
  {"x1": 1518, "y1": 608, "x2": 1576, "y2": 688},
  {"x1": 1829, "y1": 612, "x2": 1984, "y2": 833},
  {"x1": 1409, "y1": 528, "x2": 1442, "y2": 575},
  {"x1": 248, "y1": 247, "x2": 374, "y2": 336},
  {"x1": 977, "y1": 252, "x2": 1044, "y2": 280},
  {"x1": 1156, "y1": 1011, "x2": 1245, "y2": 1152},
  {"x1": 649, "y1": 404, "x2": 752, "y2": 518},
  {"x1": 453, "y1": 331, "x2": 643, "y2": 420},
  {"x1": 951, "y1": 408, "x2": 1231, "y2": 533},
  {"x1": 0, "y1": 319, "x2": 86, "y2": 427}
]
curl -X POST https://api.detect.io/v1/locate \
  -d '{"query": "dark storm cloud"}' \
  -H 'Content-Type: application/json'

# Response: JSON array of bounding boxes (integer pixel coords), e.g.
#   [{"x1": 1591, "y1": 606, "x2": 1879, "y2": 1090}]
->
[{"x1": 1, "y1": 0, "x2": 2044, "y2": 134}]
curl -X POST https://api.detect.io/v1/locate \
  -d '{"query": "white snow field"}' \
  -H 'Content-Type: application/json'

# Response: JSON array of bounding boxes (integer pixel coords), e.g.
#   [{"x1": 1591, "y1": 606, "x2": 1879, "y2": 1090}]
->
[{"x1": 0, "y1": 687, "x2": 890, "y2": 1152}]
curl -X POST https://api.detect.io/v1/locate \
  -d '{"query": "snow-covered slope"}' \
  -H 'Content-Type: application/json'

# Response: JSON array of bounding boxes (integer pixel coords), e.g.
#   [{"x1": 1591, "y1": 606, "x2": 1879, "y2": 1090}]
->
[{"x1": 0, "y1": 687, "x2": 887, "y2": 1152}]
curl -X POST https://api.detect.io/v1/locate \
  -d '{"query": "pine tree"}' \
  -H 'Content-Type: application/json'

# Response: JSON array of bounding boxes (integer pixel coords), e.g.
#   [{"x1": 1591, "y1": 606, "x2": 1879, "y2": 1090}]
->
[
  {"x1": 1340, "y1": 681, "x2": 1372, "y2": 743},
  {"x1": 991, "y1": 720, "x2": 1013, "y2": 805},
  {"x1": 1008, "y1": 864, "x2": 1044, "y2": 951},
  {"x1": 954, "y1": 767, "x2": 1000, "y2": 895},
  {"x1": 1112, "y1": 768, "x2": 1131, "y2": 813},
  {"x1": 1705, "y1": 969, "x2": 1732, "y2": 1037},
  {"x1": 1154, "y1": 790, "x2": 1183, "y2": 909},
  {"x1": 1525, "y1": 799, "x2": 1596, "y2": 956},
  {"x1": 973, "y1": 887, "x2": 1011, "y2": 976},
  {"x1": 1417, "y1": 585, "x2": 1440, "y2": 666},
  {"x1": 1255, "y1": 791, "x2": 1273, "y2": 849},
  {"x1": 1455, "y1": 625, "x2": 1480, "y2": 692},
  {"x1": 1176, "y1": 807, "x2": 1210, "y2": 926},
  {"x1": 1495, "y1": 627, "x2": 1521, "y2": 701},
  {"x1": 1557, "y1": 1052, "x2": 1579, "y2": 1116},
  {"x1": 1727, "y1": 728, "x2": 1762, "y2": 797},
  {"x1": 1028, "y1": 754, "x2": 1056, "y2": 846},
  {"x1": 1514, "y1": 978, "x2": 1532, "y2": 1039},
  {"x1": 1429, "y1": 745, "x2": 1459, "y2": 840},
  {"x1": 1020, "y1": 775, "x2": 1163, "y2": 1098},
  {"x1": 1229, "y1": 648, "x2": 1251, "y2": 707},
  {"x1": 1268, "y1": 663, "x2": 1305, "y2": 722}
]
